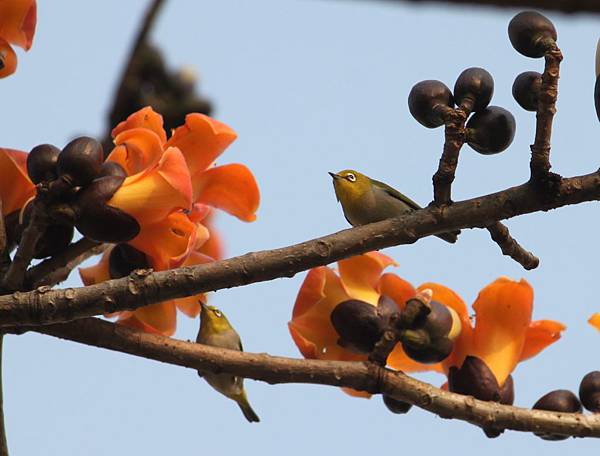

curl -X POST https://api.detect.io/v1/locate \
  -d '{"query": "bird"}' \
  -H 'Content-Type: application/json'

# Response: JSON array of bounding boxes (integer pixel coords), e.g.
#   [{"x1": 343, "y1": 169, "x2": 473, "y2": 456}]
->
[
  {"x1": 196, "y1": 303, "x2": 260, "y2": 423},
  {"x1": 329, "y1": 169, "x2": 459, "y2": 244}
]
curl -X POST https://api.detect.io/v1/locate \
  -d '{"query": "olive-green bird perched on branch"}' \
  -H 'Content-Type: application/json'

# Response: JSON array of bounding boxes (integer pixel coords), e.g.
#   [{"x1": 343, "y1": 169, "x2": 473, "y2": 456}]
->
[
  {"x1": 329, "y1": 169, "x2": 460, "y2": 244},
  {"x1": 196, "y1": 303, "x2": 260, "y2": 423}
]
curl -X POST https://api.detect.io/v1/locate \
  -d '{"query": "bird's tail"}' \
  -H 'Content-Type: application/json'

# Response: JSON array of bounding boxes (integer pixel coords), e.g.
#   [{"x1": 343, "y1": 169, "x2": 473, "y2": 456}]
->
[
  {"x1": 236, "y1": 390, "x2": 260, "y2": 423},
  {"x1": 435, "y1": 229, "x2": 461, "y2": 244}
]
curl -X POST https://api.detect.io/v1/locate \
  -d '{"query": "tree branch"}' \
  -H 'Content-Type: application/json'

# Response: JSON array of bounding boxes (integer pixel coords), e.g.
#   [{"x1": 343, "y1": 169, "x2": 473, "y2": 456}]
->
[
  {"x1": 486, "y1": 222, "x2": 539, "y2": 270},
  {"x1": 13, "y1": 317, "x2": 600, "y2": 438},
  {"x1": 0, "y1": 172, "x2": 599, "y2": 327},
  {"x1": 373, "y1": 0, "x2": 600, "y2": 14}
]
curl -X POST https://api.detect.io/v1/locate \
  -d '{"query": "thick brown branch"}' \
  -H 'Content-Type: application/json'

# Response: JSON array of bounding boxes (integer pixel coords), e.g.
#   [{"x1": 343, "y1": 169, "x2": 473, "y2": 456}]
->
[
  {"x1": 0, "y1": 172, "x2": 598, "y2": 327},
  {"x1": 530, "y1": 44, "x2": 563, "y2": 181},
  {"x1": 375, "y1": 0, "x2": 600, "y2": 14},
  {"x1": 432, "y1": 109, "x2": 468, "y2": 205},
  {"x1": 15, "y1": 318, "x2": 600, "y2": 438},
  {"x1": 486, "y1": 222, "x2": 539, "y2": 270},
  {"x1": 25, "y1": 238, "x2": 104, "y2": 289}
]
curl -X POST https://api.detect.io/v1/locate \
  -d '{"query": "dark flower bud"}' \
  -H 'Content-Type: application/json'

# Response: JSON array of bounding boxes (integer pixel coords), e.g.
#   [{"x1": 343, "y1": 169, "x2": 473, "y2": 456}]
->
[
  {"x1": 99, "y1": 161, "x2": 127, "y2": 179},
  {"x1": 408, "y1": 80, "x2": 454, "y2": 128},
  {"x1": 4, "y1": 211, "x2": 22, "y2": 252},
  {"x1": 330, "y1": 299, "x2": 384, "y2": 354},
  {"x1": 508, "y1": 11, "x2": 557, "y2": 58},
  {"x1": 382, "y1": 394, "x2": 412, "y2": 414},
  {"x1": 532, "y1": 389, "x2": 582, "y2": 440},
  {"x1": 512, "y1": 71, "x2": 542, "y2": 112},
  {"x1": 57, "y1": 137, "x2": 104, "y2": 186},
  {"x1": 594, "y1": 76, "x2": 600, "y2": 123},
  {"x1": 448, "y1": 356, "x2": 508, "y2": 402},
  {"x1": 401, "y1": 330, "x2": 453, "y2": 364},
  {"x1": 465, "y1": 106, "x2": 516, "y2": 155},
  {"x1": 33, "y1": 224, "x2": 74, "y2": 259},
  {"x1": 109, "y1": 243, "x2": 150, "y2": 279},
  {"x1": 453, "y1": 67, "x2": 494, "y2": 112},
  {"x1": 75, "y1": 175, "x2": 140, "y2": 243},
  {"x1": 27, "y1": 144, "x2": 60, "y2": 184},
  {"x1": 579, "y1": 371, "x2": 600, "y2": 413}
]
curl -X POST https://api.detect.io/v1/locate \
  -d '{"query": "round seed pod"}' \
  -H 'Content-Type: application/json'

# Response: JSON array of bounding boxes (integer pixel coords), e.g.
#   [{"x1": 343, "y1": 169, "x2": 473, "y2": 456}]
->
[
  {"x1": 99, "y1": 161, "x2": 127, "y2": 179},
  {"x1": 408, "y1": 80, "x2": 454, "y2": 128},
  {"x1": 109, "y1": 243, "x2": 150, "y2": 279},
  {"x1": 33, "y1": 224, "x2": 74, "y2": 259},
  {"x1": 57, "y1": 137, "x2": 104, "y2": 186},
  {"x1": 532, "y1": 390, "x2": 582, "y2": 440},
  {"x1": 27, "y1": 144, "x2": 60, "y2": 184},
  {"x1": 448, "y1": 356, "x2": 512, "y2": 403},
  {"x1": 465, "y1": 106, "x2": 516, "y2": 155},
  {"x1": 579, "y1": 371, "x2": 600, "y2": 413},
  {"x1": 512, "y1": 71, "x2": 542, "y2": 112},
  {"x1": 402, "y1": 332, "x2": 453, "y2": 364},
  {"x1": 330, "y1": 299, "x2": 384, "y2": 354},
  {"x1": 75, "y1": 175, "x2": 140, "y2": 243},
  {"x1": 382, "y1": 394, "x2": 412, "y2": 414},
  {"x1": 453, "y1": 67, "x2": 494, "y2": 112},
  {"x1": 508, "y1": 11, "x2": 557, "y2": 58}
]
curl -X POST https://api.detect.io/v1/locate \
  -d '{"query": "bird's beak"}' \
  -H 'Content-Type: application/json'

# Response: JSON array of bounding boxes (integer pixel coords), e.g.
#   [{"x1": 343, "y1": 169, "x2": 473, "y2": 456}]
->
[{"x1": 328, "y1": 171, "x2": 340, "y2": 180}]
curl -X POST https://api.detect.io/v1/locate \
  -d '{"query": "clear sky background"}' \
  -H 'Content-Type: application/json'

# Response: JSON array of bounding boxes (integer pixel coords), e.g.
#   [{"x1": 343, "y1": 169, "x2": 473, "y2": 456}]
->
[{"x1": 2, "y1": 0, "x2": 600, "y2": 454}]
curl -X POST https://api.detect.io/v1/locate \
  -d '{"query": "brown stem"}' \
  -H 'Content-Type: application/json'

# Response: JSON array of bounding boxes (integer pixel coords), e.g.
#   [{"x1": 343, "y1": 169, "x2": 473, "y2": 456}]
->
[
  {"x1": 13, "y1": 317, "x2": 600, "y2": 438},
  {"x1": 373, "y1": 0, "x2": 600, "y2": 14},
  {"x1": 530, "y1": 43, "x2": 563, "y2": 182},
  {"x1": 25, "y1": 238, "x2": 104, "y2": 289},
  {"x1": 0, "y1": 171, "x2": 599, "y2": 327},
  {"x1": 486, "y1": 222, "x2": 539, "y2": 270}
]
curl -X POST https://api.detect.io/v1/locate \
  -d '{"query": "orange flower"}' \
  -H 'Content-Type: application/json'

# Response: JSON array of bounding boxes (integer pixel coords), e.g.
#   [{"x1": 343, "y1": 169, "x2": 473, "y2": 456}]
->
[
  {"x1": 588, "y1": 314, "x2": 600, "y2": 332},
  {"x1": 0, "y1": 0, "x2": 36, "y2": 78},
  {"x1": 0, "y1": 148, "x2": 35, "y2": 215}
]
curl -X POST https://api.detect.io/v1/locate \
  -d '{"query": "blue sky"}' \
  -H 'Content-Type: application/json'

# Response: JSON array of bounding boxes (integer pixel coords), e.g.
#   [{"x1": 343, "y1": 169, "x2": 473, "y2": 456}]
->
[{"x1": 3, "y1": 1, "x2": 600, "y2": 454}]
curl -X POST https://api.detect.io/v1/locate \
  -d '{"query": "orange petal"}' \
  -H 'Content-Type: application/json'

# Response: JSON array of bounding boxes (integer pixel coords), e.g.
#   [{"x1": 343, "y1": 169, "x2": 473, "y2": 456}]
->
[
  {"x1": 418, "y1": 282, "x2": 473, "y2": 372},
  {"x1": 589, "y1": 313, "x2": 600, "y2": 332},
  {"x1": 111, "y1": 106, "x2": 167, "y2": 144},
  {"x1": 197, "y1": 215, "x2": 223, "y2": 260},
  {"x1": 166, "y1": 113, "x2": 237, "y2": 176},
  {"x1": 107, "y1": 128, "x2": 165, "y2": 175},
  {"x1": 0, "y1": 0, "x2": 36, "y2": 50},
  {"x1": 193, "y1": 164, "x2": 260, "y2": 222},
  {"x1": 0, "y1": 148, "x2": 35, "y2": 214},
  {"x1": 378, "y1": 273, "x2": 415, "y2": 309},
  {"x1": 387, "y1": 343, "x2": 444, "y2": 373},
  {"x1": 337, "y1": 252, "x2": 397, "y2": 305},
  {"x1": 107, "y1": 147, "x2": 192, "y2": 225},
  {"x1": 519, "y1": 320, "x2": 566, "y2": 361},
  {"x1": 120, "y1": 301, "x2": 177, "y2": 336},
  {"x1": 78, "y1": 248, "x2": 112, "y2": 286},
  {"x1": 471, "y1": 277, "x2": 533, "y2": 385},
  {"x1": 127, "y1": 211, "x2": 198, "y2": 271},
  {"x1": 0, "y1": 39, "x2": 17, "y2": 78},
  {"x1": 174, "y1": 251, "x2": 213, "y2": 318}
]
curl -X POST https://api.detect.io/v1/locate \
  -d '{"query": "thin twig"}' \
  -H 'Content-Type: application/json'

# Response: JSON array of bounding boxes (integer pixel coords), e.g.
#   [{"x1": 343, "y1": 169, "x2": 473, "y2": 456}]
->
[
  {"x1": 371, "y1": 0, "x2": 600, "y2": 14},
  {"x1": 0, "y1": 171, "x2": 599, "y2": 327},
  {"x1": 487, "y1": 222, "x2": 539, "y2": 270},
  {"x1": 1, "y1": 203, "x2": 46, "y2": 292},
  {"x1": 11, "y1": 317, "x2": 600, "y2": 438},
  {"x1": 25, "y1": 238, "x2": 104, "y2": 289},
  {"x1": 530, "y1": 43, "x2": 563, "y2": 182}
]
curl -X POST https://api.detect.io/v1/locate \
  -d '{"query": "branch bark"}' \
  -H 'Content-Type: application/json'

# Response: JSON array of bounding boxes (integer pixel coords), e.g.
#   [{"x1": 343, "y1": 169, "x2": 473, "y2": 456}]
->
[
  {"x1": 487, "y1": 222, "x2": 539, "y2": 270},
  {"x1": 375, "y1": 0, "x2": 600, "y2": 14},
  {"x1": 0, "y1": 172, "x2": 599, "y2": 327},
  {"x1": 15, "y1": 317, "x2": 600, "y2": 438}
]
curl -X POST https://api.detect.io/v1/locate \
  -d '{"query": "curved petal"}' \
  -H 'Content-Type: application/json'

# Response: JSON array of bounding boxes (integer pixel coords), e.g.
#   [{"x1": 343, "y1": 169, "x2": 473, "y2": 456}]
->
[
  {"x1": 471, "y1": 277, "x2": 533, "y2": 385},
  {"x1": 107, "y1": 128, "x2": 165, "y2": 175},
  {"x1": 387, "y1": 343, "x2": 444, "y2": 373},
  {"x1": 119, "y1": 301, "x2": 177, "y2": 336},
  {"x1": 165, "y1": 113, "x2": 237, "y2": 176},
  {"x1": 78, "y1": 248, "x2": 112, "y2": 286},
  {"x1": 338, "y1": 252, "x2": 397, "y2": 305},
  {"x1": 111, "y1": 106, "x2": 167, "y2": 144},
  {"x1": 0, "y1": 0, "x2": 36, "y2": 50},
  {"x1": 378, "y1": 273, "x2": 415, "y2": 309},
  {"x1": 193, "y1": 164, "x2": 260, "y2": 222},
  {"x1": 0, "y1": 39, "x2": 17, "y2": 78},
  {"x1": 519, "y1": 320, "x2": 566, "y2": 361},
  {"x1": 127, "y1": 212, "x2": 198, "y2": 271},
  {"x1": 0, "y1": 148, "x2": 35, "y2": 215},
  {"x1": 174, "y1": 251, "x2": 213, "y2": 318},
  {"x1": 589, "y1": 313, "x2": 600, "y2": 332},
  {"x1": 107, "y1": 147, "x2": 192, "y2": 225},
  {"x1": 418, "y1": 282, "x2": 473, "y2": 373},
  {"x1": 196, "y1": 213, "x2": 223, "y2": 260}
]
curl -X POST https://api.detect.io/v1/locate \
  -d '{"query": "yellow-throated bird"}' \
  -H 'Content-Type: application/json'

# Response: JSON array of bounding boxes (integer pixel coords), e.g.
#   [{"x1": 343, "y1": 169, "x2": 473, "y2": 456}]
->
[
  {"x1": 329, "y1": 169, "x2": 459, "y2": 244},
  {"x1": 196, "y1": 303, "x2": 260, "y2": 423}
]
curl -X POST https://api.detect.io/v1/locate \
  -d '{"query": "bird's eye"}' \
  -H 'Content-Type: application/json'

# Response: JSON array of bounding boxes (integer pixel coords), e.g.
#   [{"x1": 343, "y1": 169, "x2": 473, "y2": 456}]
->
[
  {"x1": 213, "y1": 309, "x2": 222, "y2": 318},
  {"x1": 346, "y1": 173, "x2": 356, "y2": 182}
]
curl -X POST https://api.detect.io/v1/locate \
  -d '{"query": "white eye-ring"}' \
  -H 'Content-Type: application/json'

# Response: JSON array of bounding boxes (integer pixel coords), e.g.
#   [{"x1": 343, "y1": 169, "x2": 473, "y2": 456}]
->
[
  {"x1": 213, "y1": 309, "x2": 222, "y2": 318},
  {"x1": 346, "y1": 173, "x2": 356, "y2": 182}
]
